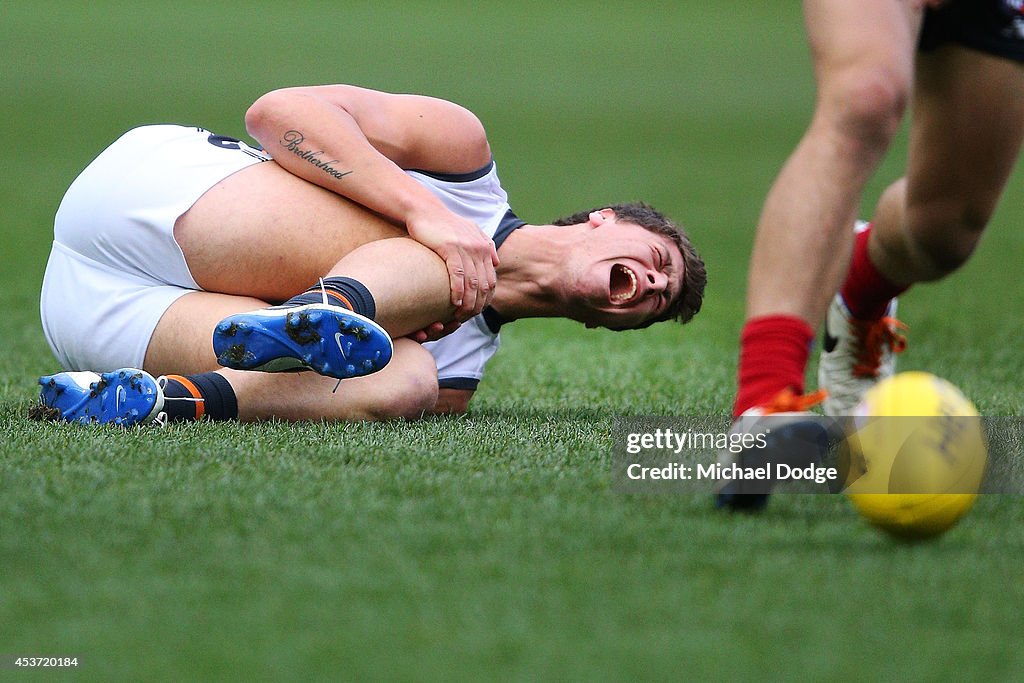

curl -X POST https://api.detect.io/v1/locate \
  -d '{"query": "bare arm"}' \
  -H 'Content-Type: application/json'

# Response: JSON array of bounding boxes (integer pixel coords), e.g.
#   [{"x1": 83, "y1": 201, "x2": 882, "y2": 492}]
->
[
  {"x1": 431, "y1": 388, "x2": 475, "y2": 415},
  {"x1": 244, "y1": 84, "x2": 499, "y2": 320}
]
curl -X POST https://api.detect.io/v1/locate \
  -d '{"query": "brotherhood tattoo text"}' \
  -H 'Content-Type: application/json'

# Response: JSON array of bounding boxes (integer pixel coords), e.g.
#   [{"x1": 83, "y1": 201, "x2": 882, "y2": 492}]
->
[{"x1": 280, "y1": 130, "x2": 352, "y2": 180}]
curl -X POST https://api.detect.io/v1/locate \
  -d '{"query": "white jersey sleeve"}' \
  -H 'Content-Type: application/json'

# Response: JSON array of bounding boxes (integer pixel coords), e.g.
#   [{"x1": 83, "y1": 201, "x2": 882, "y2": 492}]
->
[
  {"x1": 421, "y1": 316, "x2": 501, "y2": 390},
  {"x1": 405, "y1": 162, "x2": 512, "y2": 238}
]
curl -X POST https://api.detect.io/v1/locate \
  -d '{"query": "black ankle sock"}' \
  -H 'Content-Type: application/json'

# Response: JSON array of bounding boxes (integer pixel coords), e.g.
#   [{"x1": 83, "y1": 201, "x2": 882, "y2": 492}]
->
[
  {"x1": 281, "y1": 276, "x2": 376, "y2": 319},
  {"x1": 161, "y1": 372, "x2": 239, "y2": 422}
]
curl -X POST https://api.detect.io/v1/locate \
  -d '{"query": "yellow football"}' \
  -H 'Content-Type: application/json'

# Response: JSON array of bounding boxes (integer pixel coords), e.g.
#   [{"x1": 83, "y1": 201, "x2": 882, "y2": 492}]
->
[{"x1": 844, "y1": 372, "x2": 987, "y2": 540}]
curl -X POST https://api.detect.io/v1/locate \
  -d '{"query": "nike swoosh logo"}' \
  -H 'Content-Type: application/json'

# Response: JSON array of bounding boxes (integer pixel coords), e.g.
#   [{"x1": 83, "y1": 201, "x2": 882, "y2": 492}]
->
[
  {"x1": 334, "y1": 332, "x2": 348, "y2": 359},
  {"x1": 115, "y1": 385, "x2": 127, "y2": 413},
  {"x1": 822, "y1": 319, "x2": 838, "y2": 354}
]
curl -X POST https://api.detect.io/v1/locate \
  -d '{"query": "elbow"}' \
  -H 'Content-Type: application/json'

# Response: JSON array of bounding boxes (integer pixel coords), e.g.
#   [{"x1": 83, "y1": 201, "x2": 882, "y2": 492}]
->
[
  {"x1": 434, "y1": 402, "x2": 469, "y2": 417},
  {"x1": 430, "y1": 388, "x2": 473, "y2": 416},
  {"x1": 244, "y1": 88, "x2": 301, "y2": 140},
  {"x1": 244, "y1": 92, "x2": 275, "y2": 140},
  {"x1": 459, "y1": 111, "x2": 492, "y2": 170}
]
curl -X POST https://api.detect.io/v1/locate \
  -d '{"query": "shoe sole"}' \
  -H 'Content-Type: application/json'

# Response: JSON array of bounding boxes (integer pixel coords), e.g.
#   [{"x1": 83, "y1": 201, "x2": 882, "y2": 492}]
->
[
  {"x1": 213, "y1": 304, "x2": 393, "y2": 380},
  {"x1": 716, "y1": 414, "x2": 845, "y2": 511},
  {"x1": 38, "y1": 368, "x2": 160, "y2": 426}
]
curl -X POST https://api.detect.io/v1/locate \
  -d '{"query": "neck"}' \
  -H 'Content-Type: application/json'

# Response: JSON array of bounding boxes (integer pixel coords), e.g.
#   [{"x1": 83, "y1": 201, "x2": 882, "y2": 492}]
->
[{"x1": 490, "y1": 224, "x2": 582, "y2": 321}]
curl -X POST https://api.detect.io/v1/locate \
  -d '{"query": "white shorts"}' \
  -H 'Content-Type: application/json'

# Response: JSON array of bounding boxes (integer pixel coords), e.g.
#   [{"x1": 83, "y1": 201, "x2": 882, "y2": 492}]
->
[{"x1": 40, "y1": 125, "x2": 268, "y2": 371}]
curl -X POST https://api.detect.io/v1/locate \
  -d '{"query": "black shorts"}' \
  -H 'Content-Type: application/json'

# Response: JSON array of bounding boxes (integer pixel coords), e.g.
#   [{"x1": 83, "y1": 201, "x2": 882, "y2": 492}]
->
[{"x1": 920, "y1": 0, "x2": 1024, "y2": 63}]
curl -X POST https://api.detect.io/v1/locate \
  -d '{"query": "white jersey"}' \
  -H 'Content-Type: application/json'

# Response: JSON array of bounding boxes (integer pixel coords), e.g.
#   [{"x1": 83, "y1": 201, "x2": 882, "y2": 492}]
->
[
  {"x1": 405, "y1": 168, "x2": 523, "y2": 390},
  {"x1": 40, "y1": 124, "x2": 523, "y2": 391}
]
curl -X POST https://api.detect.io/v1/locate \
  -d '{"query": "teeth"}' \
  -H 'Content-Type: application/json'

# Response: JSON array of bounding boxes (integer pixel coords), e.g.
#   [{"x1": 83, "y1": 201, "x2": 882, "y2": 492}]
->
[{"x1": 611, "y1": 265, "x2": 637, "y2": 303}]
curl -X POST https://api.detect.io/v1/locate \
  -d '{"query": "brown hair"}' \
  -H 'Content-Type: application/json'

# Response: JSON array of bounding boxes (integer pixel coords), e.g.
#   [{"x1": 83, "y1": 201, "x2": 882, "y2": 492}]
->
[{"x1": 552, "y1": 202, "x2": 706, "y2": 327}]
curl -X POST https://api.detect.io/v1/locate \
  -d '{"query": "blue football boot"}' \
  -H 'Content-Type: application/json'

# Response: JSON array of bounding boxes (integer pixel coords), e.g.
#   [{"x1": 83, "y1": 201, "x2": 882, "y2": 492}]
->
[
  {"x1": 212, "y1": 303, "x2": 393, "y2": 380},
  {"x1": 37, "y1": 368, "x2": 164, "y2": 426}
]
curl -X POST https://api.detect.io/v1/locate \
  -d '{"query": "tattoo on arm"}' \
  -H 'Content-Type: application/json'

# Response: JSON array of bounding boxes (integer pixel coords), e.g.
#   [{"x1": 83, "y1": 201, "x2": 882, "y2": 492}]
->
[{"x1": 280, "y1": 130, "x2": 352, "y2": 181}]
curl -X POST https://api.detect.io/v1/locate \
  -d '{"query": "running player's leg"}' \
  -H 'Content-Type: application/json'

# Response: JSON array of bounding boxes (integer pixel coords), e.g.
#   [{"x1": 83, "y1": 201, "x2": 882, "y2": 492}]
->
[
  {"x1": 721, "y1": 0, "x2": 921, "y2": 510},
  {"x1": 820, "y1": 44, "x2": 1024, "y2": 414},
  {"x1": 871, "y1": 46, "x2": 1024, "y2": 285},
  {"x1": 735, "y1": 0, "x2": 920, "y2": 417}
]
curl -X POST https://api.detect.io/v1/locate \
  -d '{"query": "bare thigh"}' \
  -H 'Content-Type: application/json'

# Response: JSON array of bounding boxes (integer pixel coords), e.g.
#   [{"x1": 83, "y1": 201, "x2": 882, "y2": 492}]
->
[
  {"x1": 906, "y1": 46, "x2": 1024, "y2": 235},
  {"x1": 870, "y1": 46, "x2": 1024, "y2": 279},
  {"x1": 174, "y1": 161, "x2": 405, "y2": 302},
  {"x1": 149, "y1": 163, "x2": 456, "y2": 378},
  {"x1": 144, "y1": 290, "x2": 267, "y2": 376}
]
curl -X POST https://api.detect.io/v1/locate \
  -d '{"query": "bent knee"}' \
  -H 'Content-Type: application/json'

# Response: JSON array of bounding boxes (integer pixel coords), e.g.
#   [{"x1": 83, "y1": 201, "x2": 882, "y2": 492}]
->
[
  {"x1": 906, "y1": 227, "x2": 984, "y2": 279},
  {"x1": 905, "y1": 206, "x2": 990, "y2": 279},
  {"x1": 819, "y1": 67, "x2": 909, "y2": 150},
  {"x1": 362, "y1": 341, "x2": 438, "y2": 421}
]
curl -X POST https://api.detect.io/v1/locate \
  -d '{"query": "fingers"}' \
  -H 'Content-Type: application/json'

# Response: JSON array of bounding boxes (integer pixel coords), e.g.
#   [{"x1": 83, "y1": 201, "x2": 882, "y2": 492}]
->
[
  {"x1": 424, "y1": 322, "x2": 445, "y2": 339},
  {"x1": 448, "y1": 256, "x2": 467, "y2": 316},
  {"x1": 472, "y1": 238, "x2": 497, "y2": 310},
  {"x1": 447, "y1": 241, "x2": 496, "y2": 322},
  {"x1": 438, "y1": 320, "x2": 461, "y2": 337},
  {"x1": 452, "y1": 256, "x2": 481, "y2": 322},
  {"x1": 487, "y1": 239, "x2": 499, "y2": 288},
  {"x1": 408, "y1": 321, "x2": 462, "y2": 344},
  {"x1": 405, "y1": 210, "x2": 498, "y2": 321}
]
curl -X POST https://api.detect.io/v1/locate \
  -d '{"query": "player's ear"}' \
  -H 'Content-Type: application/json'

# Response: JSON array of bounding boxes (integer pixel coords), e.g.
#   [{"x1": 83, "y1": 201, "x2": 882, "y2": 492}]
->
[{"x1": 587, "y1": 208, "x2": 616, "y2": 227}]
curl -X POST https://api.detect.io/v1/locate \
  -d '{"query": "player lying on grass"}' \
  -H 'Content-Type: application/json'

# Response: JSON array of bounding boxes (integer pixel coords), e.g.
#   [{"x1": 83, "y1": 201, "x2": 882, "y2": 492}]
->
[{"x1": 35, "y1": 84, "x2": 706, "y2": 424}]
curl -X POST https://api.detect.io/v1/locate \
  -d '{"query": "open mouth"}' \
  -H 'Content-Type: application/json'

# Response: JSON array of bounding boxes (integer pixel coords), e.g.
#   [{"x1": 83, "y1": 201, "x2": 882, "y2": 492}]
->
[{"x1": 610, "y1": 263, "x2": 639, "y2": 304}]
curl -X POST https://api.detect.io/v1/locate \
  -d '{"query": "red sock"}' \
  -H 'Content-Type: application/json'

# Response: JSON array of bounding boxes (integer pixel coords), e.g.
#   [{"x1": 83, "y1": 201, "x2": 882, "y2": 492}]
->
[
  {"x1": 840, "y1": 225, "x2": 908, "y2": 320},
  {"x1": 733, "y1": 315, "x2": 814, "y2": 417}
]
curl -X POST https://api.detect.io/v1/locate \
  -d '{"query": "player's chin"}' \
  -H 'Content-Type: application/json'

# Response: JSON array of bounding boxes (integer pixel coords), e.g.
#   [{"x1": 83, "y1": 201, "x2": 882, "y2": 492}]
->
[{"x1": 580, "y1": 307, "x2": 643, "y2": 331}]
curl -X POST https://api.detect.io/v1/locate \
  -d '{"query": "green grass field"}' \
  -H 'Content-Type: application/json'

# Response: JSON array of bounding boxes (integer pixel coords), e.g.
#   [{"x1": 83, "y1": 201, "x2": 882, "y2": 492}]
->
[{"x1": 3, "y1": 2, "x2": 1023, "y2": 680}]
